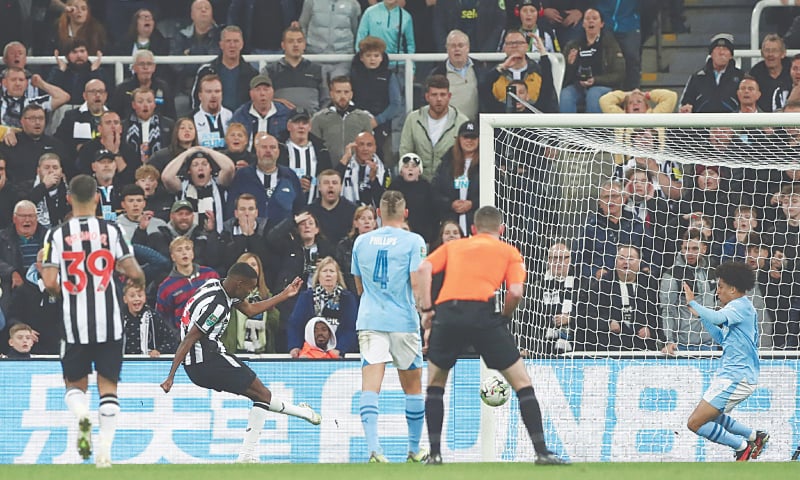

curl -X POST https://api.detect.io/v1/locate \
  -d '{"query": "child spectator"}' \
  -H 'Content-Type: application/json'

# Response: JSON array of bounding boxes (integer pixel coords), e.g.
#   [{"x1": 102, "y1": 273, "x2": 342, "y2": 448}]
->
[
  {"x1": 298, "y1": 317, "x2": 339, "y2": 359},
  {"x1": 135, "y1": 165, "x2": 176, "y2": 222},
  {"x1": 122, "y1": 283, "x2": 178, "y2": 357},
  {"x1": 350, "y1": 36, "x2": 403, "y2": 167},
  {"x1": 387, "y1": 152, "x2": 438, "y2": 245},
  {"x1": 5, "y1": 322, "x2": 34, "y2": 358},
  {"x1": 156, "y1": 237, "x2": 220, "y2": 328}
]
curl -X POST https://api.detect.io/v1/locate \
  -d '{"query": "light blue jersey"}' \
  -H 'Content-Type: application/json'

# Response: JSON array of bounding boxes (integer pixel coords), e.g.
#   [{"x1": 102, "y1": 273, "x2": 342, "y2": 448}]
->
[
  {"x1": 689, "y1": 297, "x2": 760, "y2": 384},
  {"x1": 352, "y1": 226, "x2": 426, "y2": 333}
]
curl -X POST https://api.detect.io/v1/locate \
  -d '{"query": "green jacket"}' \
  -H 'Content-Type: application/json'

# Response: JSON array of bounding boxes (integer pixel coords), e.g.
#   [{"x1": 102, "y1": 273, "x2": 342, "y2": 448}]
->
[
  {"x1": 399, "y1": 105, "x2": 469, "y2": 181},
  {"x1": 220, "y1": 290, "x2": 281, "y2": 354}
]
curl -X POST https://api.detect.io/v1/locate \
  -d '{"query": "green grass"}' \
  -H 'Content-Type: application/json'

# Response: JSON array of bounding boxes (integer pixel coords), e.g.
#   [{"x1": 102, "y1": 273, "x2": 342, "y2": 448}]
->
[{"x1": 3, "y1": 462, "x2": 799, "y2": 480}]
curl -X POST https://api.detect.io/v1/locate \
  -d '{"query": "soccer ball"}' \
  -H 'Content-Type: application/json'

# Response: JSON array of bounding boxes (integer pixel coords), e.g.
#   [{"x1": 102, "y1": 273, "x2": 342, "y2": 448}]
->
[{"x1": 479, "y1": 375, "x2": 511, "y2": 407}]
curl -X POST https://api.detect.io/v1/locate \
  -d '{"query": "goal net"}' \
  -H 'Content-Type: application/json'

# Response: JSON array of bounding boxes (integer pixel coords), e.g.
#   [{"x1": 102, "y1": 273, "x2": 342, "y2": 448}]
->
[{"x1": 478, "y1": 112, "x2": 800, "y2": 462}]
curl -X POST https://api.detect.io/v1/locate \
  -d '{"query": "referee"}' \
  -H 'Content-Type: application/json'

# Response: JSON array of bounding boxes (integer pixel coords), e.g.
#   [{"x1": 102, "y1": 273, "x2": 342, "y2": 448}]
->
[{"x1": 417, "y1": 206, "x2": 568, "y2": 465}]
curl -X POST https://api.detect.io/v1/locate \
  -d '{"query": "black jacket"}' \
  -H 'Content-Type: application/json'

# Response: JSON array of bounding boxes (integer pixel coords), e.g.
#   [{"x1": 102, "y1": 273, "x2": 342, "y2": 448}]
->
[
  {"x1": 387, "y1": 176, "x2": 439, "y2": 245},
  {"x1": 122, "y1": 305, "x2": 179, "y2": 355},
  {"x1": 680, "y1": 59, "x2": 743, "y2": 113},
  {"x1": 432, "y1": 150, "x2": 480, "y2": 233},
  {"x1": 109, "y1": 76, "x2": 177, "y2": 120},
  {"x1": 190, "y1": 55, "x2": 259, "y2": 111},
  {"x1": 266, "y1": 216, "x2": 335, "y2": 292}
]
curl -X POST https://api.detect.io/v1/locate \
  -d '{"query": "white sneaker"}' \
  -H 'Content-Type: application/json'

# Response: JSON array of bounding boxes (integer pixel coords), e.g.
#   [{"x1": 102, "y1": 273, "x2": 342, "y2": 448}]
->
[
  {"x1": 298, "y1": 402, "x2": 321, "y2": 425},
  {"x1": 95, "y1": 440, "x2": 112, "y2": 468},
  {"x1": 236, "y1": 453, "x2": 259, "y2": 463}
]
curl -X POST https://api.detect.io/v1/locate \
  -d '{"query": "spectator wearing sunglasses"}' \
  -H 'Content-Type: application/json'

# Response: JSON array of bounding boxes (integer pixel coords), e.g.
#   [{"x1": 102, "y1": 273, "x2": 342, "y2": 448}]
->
[{"x1": 388, "y1": 152, "x2": 438, "y2": 245}]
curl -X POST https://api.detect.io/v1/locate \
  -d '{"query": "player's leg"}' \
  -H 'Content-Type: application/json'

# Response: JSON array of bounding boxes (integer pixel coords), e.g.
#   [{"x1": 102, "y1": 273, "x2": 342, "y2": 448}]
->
[
  {"x1": 424, "y1": 360, "x2": 450, "y2": 465},
  {"x1": 691, "y1": 377, "x2": 762, "y2": 460},
  {"x1": 361, "y1": 363, "x2": 387, "y2": 461},
  {"x1": 394, "y1": 332, "x2": 427, "y2": 462},
  {"x1": 242, "y1": 376, "x2": 321, "y2": 424},
  {"x1": 713, "y1": 413, "x2": 769, "y2": 458},
  {"x1": 358, "y1": 330, "x2": 392, "y2": 461},
  {"x1": 62, "y1": 343, "x2": 93, "y2": 461},
  {"x1": 481, "y1": 322, "x2": 567, "y2": 465},
  {"x1": 500, "y1": 358, "x2": 555, "y2": 461},
  {"x1": 423, "y1": 313, "x2": 463, "y2": 465},
  {"x1": 238, "y1": 376, "x2": 320, "y2": 462},
  {"x1": 93, "y1": 340, "x2": 124, "y2": 468}
]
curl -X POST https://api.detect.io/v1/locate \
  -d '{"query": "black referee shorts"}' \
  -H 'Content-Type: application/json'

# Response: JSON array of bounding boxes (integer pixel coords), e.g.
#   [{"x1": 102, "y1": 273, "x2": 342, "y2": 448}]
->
[
  {"x1": 427, "y1": 300, "x2": 520, "y2": 371},
  {"x1": 184, "y1": 351, "x2": 256, "y2": 396},
  {"x1": 61, "y1": 340, "x2": 124, "y2": 383}
]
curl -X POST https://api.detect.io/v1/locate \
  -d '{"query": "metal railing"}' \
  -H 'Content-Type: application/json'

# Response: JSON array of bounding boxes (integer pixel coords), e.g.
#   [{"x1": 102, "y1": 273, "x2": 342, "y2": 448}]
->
[
  {"x1": 19, "y1": 52, "x2": 565, "y2": 114},
  {"x1": 751, "y1": 0, "x2": 796, "y2": 50}
]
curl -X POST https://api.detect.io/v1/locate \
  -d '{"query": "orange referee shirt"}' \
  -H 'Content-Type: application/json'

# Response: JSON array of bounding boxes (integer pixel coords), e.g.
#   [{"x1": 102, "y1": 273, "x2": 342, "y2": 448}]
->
[{"x1": 426, "y1": 233, "x2": 527, "y2": 304}]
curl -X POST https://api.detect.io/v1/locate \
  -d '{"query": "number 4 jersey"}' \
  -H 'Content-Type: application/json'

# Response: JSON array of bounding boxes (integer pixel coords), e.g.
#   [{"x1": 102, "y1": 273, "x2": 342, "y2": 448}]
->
[
  {"x1": 351, "y1": 226, "x2": 426, "y2": 333},
  {"x1": 43, "y1": 216, "x2": 134, "y2": 344}
]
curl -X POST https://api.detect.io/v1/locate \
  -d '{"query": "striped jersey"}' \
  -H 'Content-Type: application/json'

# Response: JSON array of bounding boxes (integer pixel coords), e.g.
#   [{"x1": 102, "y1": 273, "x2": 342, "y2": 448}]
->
[
  {"x1": 179, "y1": 278, "x2": 237, "y2": 365},
  {"x1": 42, "y1": 216, "x2": 133, "y2": 344}
]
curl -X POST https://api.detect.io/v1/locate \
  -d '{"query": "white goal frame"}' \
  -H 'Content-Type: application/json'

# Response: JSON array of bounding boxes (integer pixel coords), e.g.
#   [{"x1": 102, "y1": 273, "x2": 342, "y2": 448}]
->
[
  {"x1": 479, "y1": 112, "x2": 800, "y2": 204},
  {"x1": 477, "y1": 112, "x2": 800, "y2": 462}
]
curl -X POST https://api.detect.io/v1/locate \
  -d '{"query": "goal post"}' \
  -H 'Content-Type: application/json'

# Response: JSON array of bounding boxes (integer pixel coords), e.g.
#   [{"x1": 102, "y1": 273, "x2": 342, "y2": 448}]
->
[{"x1": 477, "y1": 112, "x2": 800, "y2": 462}]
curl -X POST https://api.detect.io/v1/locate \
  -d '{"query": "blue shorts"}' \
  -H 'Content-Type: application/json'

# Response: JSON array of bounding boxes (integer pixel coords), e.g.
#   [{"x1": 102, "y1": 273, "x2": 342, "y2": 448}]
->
[{"x1": 702, "y1": 376, "x2": 757, "y2": 413}]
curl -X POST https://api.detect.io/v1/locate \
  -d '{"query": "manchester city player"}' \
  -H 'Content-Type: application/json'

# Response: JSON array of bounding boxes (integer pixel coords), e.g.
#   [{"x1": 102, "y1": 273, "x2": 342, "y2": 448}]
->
[
  {"x1": 351, "y1": 191, "x2": 428, "y2": 463},
  {"x1": 683, "y1": 261, "x2": 769, "y2": 461}
]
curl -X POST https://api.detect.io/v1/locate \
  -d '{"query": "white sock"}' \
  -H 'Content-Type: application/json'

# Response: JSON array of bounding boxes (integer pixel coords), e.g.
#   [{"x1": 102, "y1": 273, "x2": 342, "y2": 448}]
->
[
  {"x1": 97, "y1": 395, "x2": 120, "y2": 455},
  {"x1": 748, "y1": 431, "x2": 757, "y2": 441},
  {"x1": 267, "y1": 396, "x2": 310, "y2": 420},
  {"x1": 65, "y1": 388, "x2": 90, "y2": 420},
  {"x1": 737, "y1": 440, "x2": 748, "y2": 451},
  {"x1": 241, "y1": 403, "x2": 269, "y2": 457}
]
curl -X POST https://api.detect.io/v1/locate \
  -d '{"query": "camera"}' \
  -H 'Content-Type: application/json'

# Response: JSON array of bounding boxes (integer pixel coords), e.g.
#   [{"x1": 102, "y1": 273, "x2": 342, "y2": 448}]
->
[{"x1": 578, "y1": 65, "x2": 593, "y2": 82}]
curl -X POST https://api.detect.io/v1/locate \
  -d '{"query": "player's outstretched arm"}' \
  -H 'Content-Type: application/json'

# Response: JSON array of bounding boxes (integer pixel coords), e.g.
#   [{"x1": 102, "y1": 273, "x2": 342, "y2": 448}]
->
[
  {"x1": 41, "y1": 265, "x2": 61, "y2": 297},
  {"x1": 236, "y1": 277, "x2": 303, "y2": 318},
  {"x1": 161, "y1": 325, "x2": 203, "y2": 393},
  {"x1": 118, "y1": 256, "x2": 146, "y2": 289}
]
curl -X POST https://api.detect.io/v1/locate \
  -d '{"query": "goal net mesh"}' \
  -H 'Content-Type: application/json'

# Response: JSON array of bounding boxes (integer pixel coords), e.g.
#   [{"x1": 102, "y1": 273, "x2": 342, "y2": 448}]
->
[{"x1": 485, "y1": 115, "x2": 800, "y2": 462}]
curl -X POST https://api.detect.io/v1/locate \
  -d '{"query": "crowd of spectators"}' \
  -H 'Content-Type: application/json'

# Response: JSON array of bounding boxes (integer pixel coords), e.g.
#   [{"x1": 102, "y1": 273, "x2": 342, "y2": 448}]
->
[{"x1": 2, "y1": 0, "x2": 798, "y2": 357}]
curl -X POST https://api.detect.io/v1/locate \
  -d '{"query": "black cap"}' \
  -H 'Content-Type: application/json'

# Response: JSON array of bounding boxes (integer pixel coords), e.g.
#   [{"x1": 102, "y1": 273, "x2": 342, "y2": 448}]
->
[
  {"x1": 289, "y1": 109, "x2": 311, "y2": 122},
  {"x1": 458, "y1": 121, "x2": 478, "y2": 138},
  {"x1": 93, "y1": 149, "x2": 116, "y2": 162},
  {"x1": 709, "y1": 33, "x2": 734, "y2": 55},
  {"x1": 519, "y1": 0, "x2": 536, "y2": 7},
  {"x1": 186, "y1": 150, "x2": 208, "y2": 161}
]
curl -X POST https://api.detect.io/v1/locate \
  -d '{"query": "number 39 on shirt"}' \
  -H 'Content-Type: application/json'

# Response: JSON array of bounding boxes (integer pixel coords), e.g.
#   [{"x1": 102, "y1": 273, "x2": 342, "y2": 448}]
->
[{"x1": 63, "y1": 250, "x2": 115, "y2": 294}]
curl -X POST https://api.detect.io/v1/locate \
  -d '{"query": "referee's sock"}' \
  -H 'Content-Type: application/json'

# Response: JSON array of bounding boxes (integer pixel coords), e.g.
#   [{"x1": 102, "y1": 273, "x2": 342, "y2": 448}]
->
[
  {"x1": 242, "y1": 402, "x2": 270, "y2": 457},
  {"x1": 405, "y1": 393, "x2": 425, "y2": 454},
  {"x1": 97, "y1": 394, "x2": 120, "y2": 454},
  {"x1": 697, "y1": 421, "x2": 748, "y2": 450},
  {"x1": 715, "y1": 414, "x2": 755, "y2": 441},
  {"x1": 425, "y1": 386, "x2": 445, "y2": 456},
  {"x1": 360, "y1": 390, "x2": 382, "y2": 455},
  {"x1": 517, "y1": 386, "x2": 549, "y2": 455},
  {"x1": 65, "y1": 387, "x2": 90, "y2": 420}
]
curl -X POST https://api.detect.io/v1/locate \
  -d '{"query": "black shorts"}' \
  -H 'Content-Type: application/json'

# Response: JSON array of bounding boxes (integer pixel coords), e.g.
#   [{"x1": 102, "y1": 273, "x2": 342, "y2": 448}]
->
[
  {"x1": 61, "y1": 340, "x2": 124, "y2": 383},
  {"x1": 184, "y1": 351, "x2": 256, "y2": 396},
  {"x1": 427, "y1": 300, "x2": 520, "y2": 371}
]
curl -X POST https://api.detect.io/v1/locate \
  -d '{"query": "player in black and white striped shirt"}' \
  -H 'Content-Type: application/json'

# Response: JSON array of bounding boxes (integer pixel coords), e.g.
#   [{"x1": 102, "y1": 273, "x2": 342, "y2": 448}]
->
[
  {"x1": 42, "y1": 175, "x2": 145, "y2": 468},
  {"x1": 161, "y1": 264, "x2": 321, "y2": 463}
]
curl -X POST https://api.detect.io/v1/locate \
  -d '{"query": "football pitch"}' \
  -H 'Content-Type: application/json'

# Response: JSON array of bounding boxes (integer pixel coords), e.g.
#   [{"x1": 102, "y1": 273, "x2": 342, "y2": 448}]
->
[{"x1": 4, "y1": 462, "x2": 799, "y2": 480}]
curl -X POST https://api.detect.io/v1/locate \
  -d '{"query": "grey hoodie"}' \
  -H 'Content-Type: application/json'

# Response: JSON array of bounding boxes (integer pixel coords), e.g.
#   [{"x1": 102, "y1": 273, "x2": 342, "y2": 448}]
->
[{"x1": 659, "y1": 255, "x2": 717, "y2": 347}]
